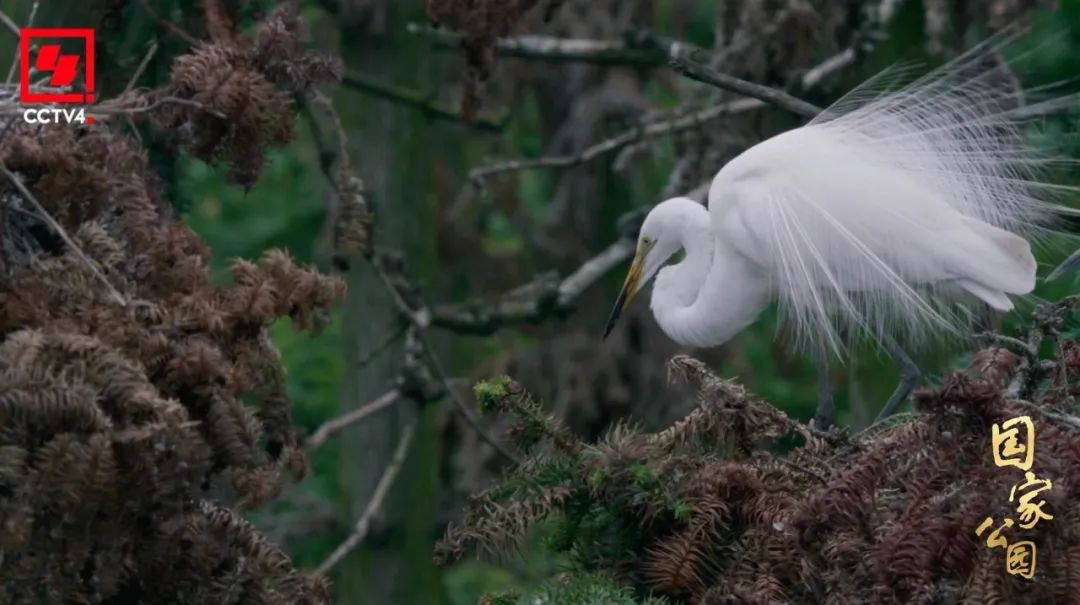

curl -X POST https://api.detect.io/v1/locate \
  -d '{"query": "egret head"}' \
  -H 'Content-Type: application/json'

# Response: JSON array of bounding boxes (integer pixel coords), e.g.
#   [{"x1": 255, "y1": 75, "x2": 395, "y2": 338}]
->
[{"x1": 603, "y1": 198, "x2": 695, "y2": 339}]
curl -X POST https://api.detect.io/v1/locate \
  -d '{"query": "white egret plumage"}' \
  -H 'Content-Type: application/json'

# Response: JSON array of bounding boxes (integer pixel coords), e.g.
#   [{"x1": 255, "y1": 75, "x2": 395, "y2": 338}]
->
[{"x1": 603, "y1": 38, "x2": 1078, "y2": 424}]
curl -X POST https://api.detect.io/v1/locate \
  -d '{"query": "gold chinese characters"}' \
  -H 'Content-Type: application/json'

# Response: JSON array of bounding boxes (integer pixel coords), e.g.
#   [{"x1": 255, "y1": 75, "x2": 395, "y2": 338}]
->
[{"x1": 975, "y1": 415, "x2": 1054, "y2": 580}]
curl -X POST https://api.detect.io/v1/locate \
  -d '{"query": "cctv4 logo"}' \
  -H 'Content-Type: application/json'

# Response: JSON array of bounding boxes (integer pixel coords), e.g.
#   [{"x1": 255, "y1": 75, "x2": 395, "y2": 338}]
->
[{"x1": 19, "y1": 28, "x2": 95, "y2": 125}]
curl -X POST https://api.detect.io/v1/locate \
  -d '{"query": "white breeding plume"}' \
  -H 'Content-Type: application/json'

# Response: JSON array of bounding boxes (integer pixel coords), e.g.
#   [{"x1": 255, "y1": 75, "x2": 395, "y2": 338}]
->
[
  {"x1": 605, "y1": 37, "x2": 1078, "y2": 361},
  {"x1": 604, "y1": 35, "x2": 1079, "y2": 423}
]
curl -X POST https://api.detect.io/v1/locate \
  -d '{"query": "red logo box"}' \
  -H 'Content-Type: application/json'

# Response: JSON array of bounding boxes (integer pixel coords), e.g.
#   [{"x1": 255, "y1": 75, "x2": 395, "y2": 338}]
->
[{"x1": 19, "y1": 28, "x2": 95, "y2": 105}]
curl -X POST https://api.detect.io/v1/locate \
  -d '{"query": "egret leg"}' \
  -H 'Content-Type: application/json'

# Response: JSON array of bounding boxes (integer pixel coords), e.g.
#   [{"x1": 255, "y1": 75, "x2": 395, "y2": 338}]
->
[
  {"x1": 813, "y1": 351, "x2": 834, "y2": 429},
  {"x1": 874, "y1": 335, "x2": 921, "y2": 422}
]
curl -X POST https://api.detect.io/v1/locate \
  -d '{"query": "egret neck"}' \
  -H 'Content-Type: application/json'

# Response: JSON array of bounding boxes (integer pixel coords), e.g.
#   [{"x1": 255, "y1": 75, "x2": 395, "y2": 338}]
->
[{"x1": 650, "y1": 214, "x2": 770, "y2": 348}]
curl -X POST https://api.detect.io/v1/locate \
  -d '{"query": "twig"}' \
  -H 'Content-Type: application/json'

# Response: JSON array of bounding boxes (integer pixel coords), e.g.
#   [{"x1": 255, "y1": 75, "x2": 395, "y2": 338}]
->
[
  {"x1": 1006, "y1": 296, "x2": 1080, "y2": 398},
  {"x1": 342, "y1": 71, "x2": 507, "y2": 132},
  {"x1": 87, "y1": 95, "x2": 228, "y2": 119},
  {"x1": 1011, "y1": 399, "x2": 1080, "y2": 434},
  {"x1": 800, "y1": 48, "x2": 857, "y2": 90},
  {"x1": 5, "y1": 1, "x2": 38, "y2": 85},
  {"x1": 309, "y1": 89, "x2": 351, "y2": 172},
  {"x1": 300, "y1": 100, "x2": 338, "y2": 189},
  {"x1": 356, "y1": 323, "x2": 407, "y2": 369},
  {"x1": 25, "y1": 2, "x2": 37, "y2": 31},
  {"x1": 369, "y1": 258, "x2": 521, "y2": 464},
  {"x1": 466, "y1": 38, "x2": 856, "y2": 183},
  {"x1": 306, "y1": 388, "x2": 403, "y2": 451},
  {"x1": 0, "y1": 9, "x2": 19, "y2": 38},
  {"x1": 665, "y1": 41, "x2": 822, "y2": 119},
  {"x1": 1, "y1": 165, "x2": 127, "y2": 307},
  {"x1": 316, "y1": 421, "x2": 417, "y2": 574},
  {"x1": 776, "y1": 456, "x2": 828, "y2": 484},
  {"x1": 557, "y1": 236, "x2": 636, "y2": 304},
  {"x1": 408, "y1": 23, "x2": 665, "y2": 67},
  {"x1": 138, "y1": 0, "x2": 200, "y2": 46},
  {"x1": 417, "y1": 327, "x2": 521, "y2": 466},
  {"x1": 409, "y1": 24, "x2": 823, "y2": 120},
  {"x1": 431, "y1": 235, "x2": 637, "y2": 335},
  {"x1": 470, "y1": 98, "x2": 762, "y2": 181},
  {"x1": 975, "y1": 332, "x2": 1037, "y2": 359},
  {"x1": 123, "y1": 41, "x2": 159, "y2": 94}
]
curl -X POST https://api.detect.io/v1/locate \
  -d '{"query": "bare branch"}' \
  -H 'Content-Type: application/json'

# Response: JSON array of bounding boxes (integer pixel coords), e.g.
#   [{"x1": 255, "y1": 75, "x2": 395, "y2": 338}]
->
[
  {"x1": 408, "y1": 23, "x2": 664, "y2": 67},
  {"x1": 369, "y1": 258, "x2": 522, "y2": 464},
  {"x1": 1, "y1": 165, "x2": 127, "y2": 307},
  {"x1": 85, "y1": 94, "x2": 228, "y2": 120},
  {"x1": 138, "y1": 0, "x2": 200, "y2": 46},
  {"x1": 309, "y1": 89, "x2": 351, "y2": 172},
  {"x1": 123, "y1": 41, "x2": 159, "y2": 94},
  {"x1": 306, "y1": 388, "x2": 403, "y2": 451},
  {"x1": 557, "y1": 236, "x2": 637, "y2": 305},
  {"x1": 1012, "y1": 399, "x2": 1080, "y2": 434},
  {"x1": 408, "y1": 24, "x2": 823, "y2": 119},
  {"x1": 470, "y1": 98, "x2": 763, "y2": 181},
  {"x1": 356, "y1": 323, "x2": 407, "y2": 369},
  {"x1": 5, "y1": 1, "x2": 38, "y2": 85},
  {"x1": 342, "y1": 71, "x2": 507, "y2": 132},
  {"x1": 801, "y1": 48, "x2": 857, "y2": 90},
  {"x1": 466, "y1": 37, "x2": 859, "y2": 183},
  {"x1": 0, "y1": 9, "x2": 20, "y2": 38},
  {"x1": 431, "y1": 235, "x2": 638, "y2": 335},
  {"x1": 316, "y1": 421, "x2": 417, "y2": 574},
  {"x1": 975, "y1": 332, "x2": 1037, "y2": 360},
  {"x1": 665, "y1": 41, "x2": 822, "y2": 119}
]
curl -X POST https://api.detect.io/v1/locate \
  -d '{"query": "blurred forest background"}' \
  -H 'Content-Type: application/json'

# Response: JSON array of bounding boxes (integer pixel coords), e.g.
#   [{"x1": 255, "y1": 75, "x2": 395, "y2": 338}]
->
[{"x1": 1, "y1": 0, "x2": 1078, "y2": 603}]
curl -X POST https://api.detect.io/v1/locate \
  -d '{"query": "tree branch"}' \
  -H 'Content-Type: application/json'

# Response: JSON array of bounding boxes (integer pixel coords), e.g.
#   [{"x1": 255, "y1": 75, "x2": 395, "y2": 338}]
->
[
  {"x1": 469, "y1": 98, "x2": 763, "y2": 181},
  {"x1": 306, "y1": 388, "x2": 403, "y2": 451},
  {"x1": 408, "y1": 24, "x2": 823, "y2": 119},
  {"x1": 407, "y1": 23, "x2": 665, "y2": 67},
  {"x1": 663, "y1": 41, "x2": 822, "y2": 119},
  {"x1": 431, "y1": 233, "x2": 638, "y2": 335},
  {"x1": 466, "y1": 35, "x2": 859, "y2": 183},
  {"x1": 342, "y1": 71, "x2": 507, "y2": 132},
  {"x1": 316, "y1": 421, "x2": 417, "y2": 574},
  {"x1": 369, "y1": 257, "x2": 522, "y2": 464},
  {"x1": 0, "y1": 9, "x2": 20, "y2": 38}
]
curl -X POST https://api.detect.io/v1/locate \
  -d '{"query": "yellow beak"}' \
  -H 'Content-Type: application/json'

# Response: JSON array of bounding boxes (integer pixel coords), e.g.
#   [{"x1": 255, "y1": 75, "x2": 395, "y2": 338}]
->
[{"x1": 603, "y1": 241, "x2": 652, "y2": 339}]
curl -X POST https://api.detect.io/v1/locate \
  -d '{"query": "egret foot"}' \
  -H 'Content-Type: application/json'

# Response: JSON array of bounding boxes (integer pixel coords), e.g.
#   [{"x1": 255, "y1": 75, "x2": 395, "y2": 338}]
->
[
  {"x1": 874, "y1": 335, "x2": 921, "y2": 422},
  {"x1": 813, "y1": 351, "x2": 835, "y2": 429}
]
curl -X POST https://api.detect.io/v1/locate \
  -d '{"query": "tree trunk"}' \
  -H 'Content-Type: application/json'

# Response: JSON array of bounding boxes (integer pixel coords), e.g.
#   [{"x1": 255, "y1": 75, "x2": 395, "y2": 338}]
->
[{"x1": 335, "y1": 3, "x2": 447, "y2": 603}]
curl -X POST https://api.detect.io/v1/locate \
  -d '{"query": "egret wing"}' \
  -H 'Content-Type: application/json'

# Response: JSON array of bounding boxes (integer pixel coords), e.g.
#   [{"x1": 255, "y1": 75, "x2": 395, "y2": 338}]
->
[
  {"x1": 703, "y1": 38, "x2": 1065, "y2": 354},
  {"x1": 712, "y1": 126, "x2": 1034, "y2": 354}
]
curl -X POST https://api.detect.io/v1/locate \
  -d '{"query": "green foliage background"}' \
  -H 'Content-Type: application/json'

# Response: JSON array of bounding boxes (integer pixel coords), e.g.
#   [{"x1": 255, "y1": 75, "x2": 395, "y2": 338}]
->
[
  {"x1": 175, "y1": 2, "x2": 1077, "y2": 602},
  {"x1": 2, "y1": 0, "x2": 1070, "y2": 602}
]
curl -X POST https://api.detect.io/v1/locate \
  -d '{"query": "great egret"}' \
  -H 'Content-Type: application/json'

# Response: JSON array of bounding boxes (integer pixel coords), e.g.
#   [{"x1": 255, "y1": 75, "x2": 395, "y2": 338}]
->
[{"x1": 603, "y1": 38, "x2": 1078, "y2": 426}]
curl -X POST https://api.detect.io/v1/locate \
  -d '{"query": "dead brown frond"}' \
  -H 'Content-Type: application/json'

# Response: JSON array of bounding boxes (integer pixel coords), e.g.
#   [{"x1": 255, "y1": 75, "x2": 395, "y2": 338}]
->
[
  {"x1": 425, "y1": 0, "x2": 564, "y2": 119},
  {"x1": 0, "y1": 5, "x2": 344, "y2": 603},
  {"x1": 152, "y1": 3, "x2": 342, "y2": 188}
]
